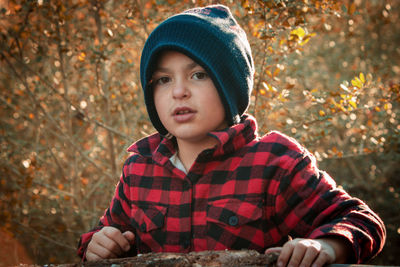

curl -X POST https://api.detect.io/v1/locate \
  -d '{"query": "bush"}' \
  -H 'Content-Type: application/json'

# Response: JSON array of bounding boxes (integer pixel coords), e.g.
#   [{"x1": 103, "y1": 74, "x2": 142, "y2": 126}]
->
[{"x1": 0, "y1": 0, "x2": 398, "y2": 265}]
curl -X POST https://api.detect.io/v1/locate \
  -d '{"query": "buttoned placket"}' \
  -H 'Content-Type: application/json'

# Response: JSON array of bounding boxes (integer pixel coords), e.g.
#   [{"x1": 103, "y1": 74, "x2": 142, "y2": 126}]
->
[
  {"x1": 179, "y1": 174, "x2": 193, "y2": 252},
  {"x1": 187, "y1": 150, "x2": 217, "y2": 251}
]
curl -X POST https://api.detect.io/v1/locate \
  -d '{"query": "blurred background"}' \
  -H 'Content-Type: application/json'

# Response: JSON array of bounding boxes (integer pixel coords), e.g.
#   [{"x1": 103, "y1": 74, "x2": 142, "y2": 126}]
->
[{"x1": 0, "y1": 0, "x2": 399, "y2": 265}]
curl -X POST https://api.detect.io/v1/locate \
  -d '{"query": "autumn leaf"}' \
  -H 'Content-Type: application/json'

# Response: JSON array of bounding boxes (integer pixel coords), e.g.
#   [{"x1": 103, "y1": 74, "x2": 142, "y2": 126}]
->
[
  {"x1": 78, "y1": 52, "x2": 86, "y2": 61},
  {"x1": 348, "y1": 3, "x2": 356, "y2": 15},
  {"x1": 351, "y1": 77, "x2": 363, "y2": 88},
  {"x1": 273, "y1": 68, "x2": 280, "y2": 77},
  {"x1": 349, "y1": 100, "x2": 357, "y2": 109},
  {"x1": 290, "y1": 27, "x2": 306, "y2": 40},
  {"x1": 340, "y1": 83, "x2": 350, "y2": 92},
  {"x1": 359, "y1": 72, "x2": 365, "y2": 83},
  {"x1": 300, "y1": 33, "x2": 316, "y2": 46}
]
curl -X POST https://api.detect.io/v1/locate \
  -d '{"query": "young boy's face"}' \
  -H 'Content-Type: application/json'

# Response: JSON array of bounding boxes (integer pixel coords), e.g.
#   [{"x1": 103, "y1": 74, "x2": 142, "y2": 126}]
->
[{"x1": 152, "y1": 51, "x2": 227, "y2": 143}]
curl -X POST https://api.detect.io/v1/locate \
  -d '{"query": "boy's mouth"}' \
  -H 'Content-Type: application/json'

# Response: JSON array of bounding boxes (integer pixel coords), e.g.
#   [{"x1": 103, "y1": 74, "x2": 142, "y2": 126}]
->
[
  {"x1": 173, "y1": 107, "x2": 195, "y2": 115},
  {"x1": 176, "y1": 110, "x2": 191, "y2": 115},
  {"x1": 172, "y1": 107, "x2": 196, "y2": 122}
]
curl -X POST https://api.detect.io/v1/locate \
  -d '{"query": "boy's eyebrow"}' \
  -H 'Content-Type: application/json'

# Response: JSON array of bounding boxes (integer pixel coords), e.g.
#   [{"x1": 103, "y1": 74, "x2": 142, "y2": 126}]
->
[{"x1": 154, "y1": 62, "x2": 201, "y2": 73}]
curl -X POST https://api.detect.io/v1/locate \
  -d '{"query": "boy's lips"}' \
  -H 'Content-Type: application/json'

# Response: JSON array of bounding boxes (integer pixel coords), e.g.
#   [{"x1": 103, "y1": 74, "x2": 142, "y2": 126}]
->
[{"x1": 172, "y1": 106, "x2": 196, "y2": 123}]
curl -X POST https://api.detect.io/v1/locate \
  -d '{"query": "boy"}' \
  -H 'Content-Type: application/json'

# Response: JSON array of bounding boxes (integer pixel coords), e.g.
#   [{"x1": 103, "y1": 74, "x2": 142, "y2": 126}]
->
[{"x1": 77, "y1": 5, "x2": 385, "y2": 267}]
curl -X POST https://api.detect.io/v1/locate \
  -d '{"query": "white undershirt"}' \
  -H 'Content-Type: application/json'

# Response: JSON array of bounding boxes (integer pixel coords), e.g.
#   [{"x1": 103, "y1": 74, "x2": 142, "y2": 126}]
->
[{"x1": 170, "y1": 152, "x2": 188, "y2": 174}]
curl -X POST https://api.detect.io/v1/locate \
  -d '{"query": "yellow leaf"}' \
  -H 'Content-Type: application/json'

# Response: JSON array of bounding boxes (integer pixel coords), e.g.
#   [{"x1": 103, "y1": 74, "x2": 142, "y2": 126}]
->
[
  {"x1": 359, "y1": 72, "x2": 365, "y2": 83},
  {"x1": 263, "y1": 82, "x2": 276, "y2": 92},
  {"x1": 259, "y1": 89, "x2": 266, "y2": 95},
  {"x1": 78, "y1": 52, "x2": 86, "y2": 61},
  {"x1": 349, "y1": 100, "x2": 357, "y2": 109},
  {"x1": 319, "y1": 110, "x2": 326, "y2": 116},
  {"x1": 384, "y1": 103, "x2": 390, "y2": 110},
  {"x1": 299, "y1": 33, "x2": 316, "y2": 46},
  {"x1": 351, "y1": 78, "x2": 362, "y2": 88},
  {"x1": 300, "y1": 36, "x2": 310, "y2": 46},
  {"x1": 290, "y1": 27, "x2": 305, "y2": 40}
]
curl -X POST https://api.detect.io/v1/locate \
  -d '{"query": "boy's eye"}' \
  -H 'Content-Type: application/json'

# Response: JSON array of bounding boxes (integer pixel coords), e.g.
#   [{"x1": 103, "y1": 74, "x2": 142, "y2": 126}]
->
[
  {"x1": 155, "y1": 76, "x2": 170, "y2": 85},
  {"x1": 192, "y1": 72, "x2": 208, "y2": 80}
]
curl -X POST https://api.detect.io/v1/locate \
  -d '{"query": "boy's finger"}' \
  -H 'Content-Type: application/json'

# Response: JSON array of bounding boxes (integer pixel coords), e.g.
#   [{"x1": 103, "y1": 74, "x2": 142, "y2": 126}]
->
[
  {"x1": 287, "y1": 243, "x2": 307, "y2": 267},
  {"x1": 277, "y1": 242, "x2": 295, "y2": 267},
  {"x1": 299, "y1": 247, "x2": 319, "y2": 267},
  {"x1": 265, "y1": 247, "x2": 282, "y2": 254},
  {"x1": 103, "y1": 228, "x2": 131, "y2": 252},
  {"x1": 87, "y1": 243, "x2": 118, "y2": 260},
  {"x1": 85, "y1": 251, "x2": 101, "y2": 261},
  {"x1": 100, "y1": 237, "x2": 125, "y2": 255},
  {"x1": 122, "y1": 230, "x2": 135, "y2": 242}
]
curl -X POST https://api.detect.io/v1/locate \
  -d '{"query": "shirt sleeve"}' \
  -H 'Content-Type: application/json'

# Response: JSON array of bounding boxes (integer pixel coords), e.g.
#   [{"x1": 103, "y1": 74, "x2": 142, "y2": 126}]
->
[
  {"x1": 77, "y1": 165, "x2": 134, "y2": 259},
  {"x1": 273, "y1": 150, "x2": 385, "y2": 263}
]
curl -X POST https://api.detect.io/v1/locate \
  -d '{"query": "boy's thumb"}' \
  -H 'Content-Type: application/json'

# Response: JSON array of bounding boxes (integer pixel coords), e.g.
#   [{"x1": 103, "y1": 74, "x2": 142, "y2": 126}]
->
[{"x1": 122, "y1": 231, "x2": 135, "y2": 242}]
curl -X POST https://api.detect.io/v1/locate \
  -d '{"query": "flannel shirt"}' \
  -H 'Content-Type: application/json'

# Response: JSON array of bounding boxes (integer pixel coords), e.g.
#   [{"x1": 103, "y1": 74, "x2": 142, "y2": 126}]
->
[{"x1": 77, "y1": 115, "x2": 385, "y2": 263}]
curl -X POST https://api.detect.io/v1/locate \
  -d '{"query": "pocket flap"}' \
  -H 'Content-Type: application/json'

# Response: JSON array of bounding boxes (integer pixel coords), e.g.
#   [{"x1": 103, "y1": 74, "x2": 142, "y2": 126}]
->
[
  {"x1": 130, "y1": 204, "x2": 167, "y2": 232},
  {"x1": 207, "y1": 198, "x2": 262, "y2": 226}
]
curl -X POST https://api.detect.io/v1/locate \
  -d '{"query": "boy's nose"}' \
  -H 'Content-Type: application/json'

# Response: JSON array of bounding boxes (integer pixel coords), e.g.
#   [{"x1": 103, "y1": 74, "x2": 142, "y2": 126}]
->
[{"x1": 172, "y1": 80, "x2": 190, "y2": 99}]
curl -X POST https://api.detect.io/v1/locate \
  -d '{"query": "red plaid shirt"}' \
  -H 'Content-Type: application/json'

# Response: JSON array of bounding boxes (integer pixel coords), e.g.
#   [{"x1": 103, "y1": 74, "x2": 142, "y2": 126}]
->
[{"x1": 78, "y1": 115, "x2": 385, "y2": 262}]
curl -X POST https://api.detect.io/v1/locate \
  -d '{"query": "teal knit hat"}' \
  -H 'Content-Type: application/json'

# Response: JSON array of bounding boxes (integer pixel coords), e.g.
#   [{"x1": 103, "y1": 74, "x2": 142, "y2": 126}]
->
[{"x1": 140, "y1": 5, "x2": 254, "y2": 135}]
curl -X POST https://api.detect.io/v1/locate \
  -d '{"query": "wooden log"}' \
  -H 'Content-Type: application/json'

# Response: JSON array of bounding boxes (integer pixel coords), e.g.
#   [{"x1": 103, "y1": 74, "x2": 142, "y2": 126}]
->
[
  {"x1": 81, "y1": 250, "x2": 279, "y2": 267},
  {"x1": 15, "y1": 250, "x2": 398, "y2": 267},
  {"x1": 15, "y1": 250, "x2": 279, "y2": 267}
]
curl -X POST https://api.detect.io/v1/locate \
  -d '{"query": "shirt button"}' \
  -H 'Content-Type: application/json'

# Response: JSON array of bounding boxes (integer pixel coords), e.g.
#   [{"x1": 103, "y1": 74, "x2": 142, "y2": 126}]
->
[{"x1": 228, "y1": 216, "x2": 239, "y2": 226}]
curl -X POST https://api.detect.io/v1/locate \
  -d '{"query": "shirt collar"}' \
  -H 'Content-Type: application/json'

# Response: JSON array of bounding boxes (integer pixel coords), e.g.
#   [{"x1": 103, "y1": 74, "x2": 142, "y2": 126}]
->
[
  {"x1": 208, "y1": 114, "x2": 258, "y2": 156},
  {"x1": 127, "y1": 114, "x2": 258, "y2": 162}
]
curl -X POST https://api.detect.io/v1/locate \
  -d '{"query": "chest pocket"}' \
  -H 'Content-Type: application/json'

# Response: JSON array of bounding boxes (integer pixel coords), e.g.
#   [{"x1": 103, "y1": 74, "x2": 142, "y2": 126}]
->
[
  {"x1": 206, "y1": 197, "x2": 264, "y2": 251},
  {"x1": 130, "y1": 204, "x2": 167, "y2": 233},
  {"x1": 130, "y1": 204, "x2": 167, "y2": 253},
  {"x1": 207, "y1": 197, "x2": 263, "y2": 226}
]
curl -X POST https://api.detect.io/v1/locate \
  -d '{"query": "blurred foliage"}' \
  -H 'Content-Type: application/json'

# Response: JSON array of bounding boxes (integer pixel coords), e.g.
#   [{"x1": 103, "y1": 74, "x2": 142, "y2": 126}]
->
[{"x1": 0, "y1": 0, "x2": 399, "y2": 265}]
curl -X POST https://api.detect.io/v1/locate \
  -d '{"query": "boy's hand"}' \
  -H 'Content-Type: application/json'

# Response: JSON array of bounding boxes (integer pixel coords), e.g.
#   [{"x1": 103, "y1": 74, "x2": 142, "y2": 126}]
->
[
  {"x1": 86, "y1": 226, "x2": 135, "y2": 261},
  {"x1": 265, "y1": 238, "x2": 341, "y2": 267}
]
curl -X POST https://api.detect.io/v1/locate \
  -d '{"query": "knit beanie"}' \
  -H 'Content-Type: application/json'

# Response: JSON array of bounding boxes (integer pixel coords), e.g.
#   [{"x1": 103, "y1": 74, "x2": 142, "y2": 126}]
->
[{"x1": 140, "y1": 4, "x2": 254, "y2": 135}]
